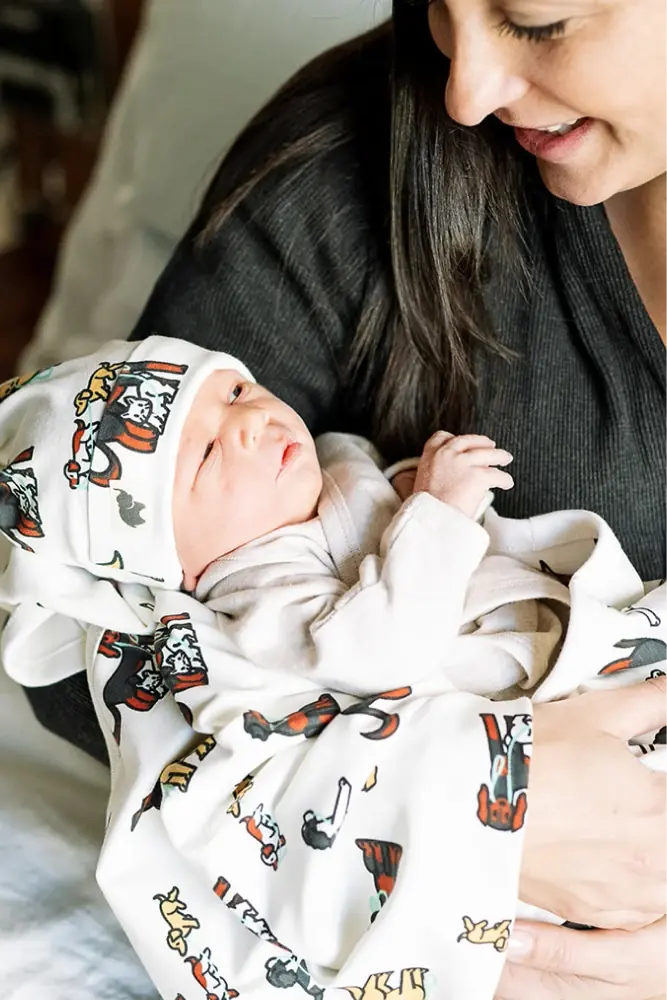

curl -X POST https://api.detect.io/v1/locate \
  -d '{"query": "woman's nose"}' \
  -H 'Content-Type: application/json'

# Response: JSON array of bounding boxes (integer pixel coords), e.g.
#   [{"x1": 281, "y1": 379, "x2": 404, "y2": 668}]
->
[{"x1": 445, "y1": 31, "x2": 529, "y2": 126}]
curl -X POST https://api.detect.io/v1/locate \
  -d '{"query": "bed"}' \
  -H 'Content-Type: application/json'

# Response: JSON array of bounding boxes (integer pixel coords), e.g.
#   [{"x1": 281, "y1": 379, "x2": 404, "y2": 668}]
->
[{"x1": 0, "y1": 666, "x2": 158, "y2": 999}]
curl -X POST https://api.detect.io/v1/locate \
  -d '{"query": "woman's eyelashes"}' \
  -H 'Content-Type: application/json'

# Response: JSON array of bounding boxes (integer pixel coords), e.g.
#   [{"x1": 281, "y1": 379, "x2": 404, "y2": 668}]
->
[
  {"x1": 498, "y1": 18, "x2": 568, "y2": 43},
  {"x1": 426, "y1": 1, "x2": 569, "y2": 45}
]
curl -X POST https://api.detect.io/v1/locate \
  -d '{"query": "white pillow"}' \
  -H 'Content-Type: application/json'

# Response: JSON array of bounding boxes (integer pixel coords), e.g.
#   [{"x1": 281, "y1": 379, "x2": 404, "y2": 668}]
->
[{"x1": 20, "y1": 0, "x2": 391, "y2": 373}]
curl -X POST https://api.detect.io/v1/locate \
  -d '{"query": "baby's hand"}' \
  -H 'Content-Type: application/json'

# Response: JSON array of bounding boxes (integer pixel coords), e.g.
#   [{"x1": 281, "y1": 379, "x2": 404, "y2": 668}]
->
[
  {"x1": 391, "y1": 468, "x2": 417, "y2": 501},
  {"x1": 414, "y1": 431, "x2": 514, "y2": 518}
]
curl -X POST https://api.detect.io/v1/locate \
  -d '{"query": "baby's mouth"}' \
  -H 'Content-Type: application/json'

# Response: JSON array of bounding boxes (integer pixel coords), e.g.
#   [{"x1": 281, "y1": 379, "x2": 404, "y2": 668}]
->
[{"x1": 279, "y1": 441, "x2": 301, "y2": 476}]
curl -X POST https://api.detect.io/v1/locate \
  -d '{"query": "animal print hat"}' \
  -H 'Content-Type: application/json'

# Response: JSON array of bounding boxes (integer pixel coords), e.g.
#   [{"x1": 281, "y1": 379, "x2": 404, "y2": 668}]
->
[{"x1": 0, "y1": 336, "x2": 254, "y2": 590}]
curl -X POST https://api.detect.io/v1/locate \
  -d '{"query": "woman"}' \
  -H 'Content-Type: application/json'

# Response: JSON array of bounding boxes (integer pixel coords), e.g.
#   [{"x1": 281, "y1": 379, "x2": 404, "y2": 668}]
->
[{"x1": 24, "y1": 1, "x2": 665, "y2": 997}]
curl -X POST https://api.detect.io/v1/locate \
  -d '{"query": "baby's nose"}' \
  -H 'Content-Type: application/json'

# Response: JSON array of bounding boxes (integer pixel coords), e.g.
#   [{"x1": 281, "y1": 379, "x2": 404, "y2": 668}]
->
[{"x1": 238, "y1": 408, "x2": 269, "y2": 449}]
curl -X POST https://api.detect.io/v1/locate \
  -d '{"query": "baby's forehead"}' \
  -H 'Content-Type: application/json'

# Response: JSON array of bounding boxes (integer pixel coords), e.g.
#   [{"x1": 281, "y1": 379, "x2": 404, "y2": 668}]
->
[
  {"x1": 186, "y1": 368, "x2": 264, "y2": 421},
  {"x1": 205, "y1": 367, "x2": 253, "y2": 385},
  {"x1": 197, "y1": 368, "x2": 263, "y2": 396}
]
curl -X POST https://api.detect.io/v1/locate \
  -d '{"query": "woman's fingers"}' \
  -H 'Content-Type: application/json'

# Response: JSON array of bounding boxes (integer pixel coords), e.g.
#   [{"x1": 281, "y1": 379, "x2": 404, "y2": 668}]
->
[
  {"x1": 507, "y1": 921, "x2": 609, "y2": 979},
  {"x1": 595, "y1": 674, "x2": 667, "y2": 741},
  {"x1": 496, "y1": 965, "x2": 595, "y2": 1000},
  {"x1": 496, "y1": 965, "x2": 627, "y2": 1000},
  {"x1": 495, "y1": 919, "x2": 667, "y2": 999},
  {"x1": 520, "y1": 697, "x2": 666, "y2": 925}
]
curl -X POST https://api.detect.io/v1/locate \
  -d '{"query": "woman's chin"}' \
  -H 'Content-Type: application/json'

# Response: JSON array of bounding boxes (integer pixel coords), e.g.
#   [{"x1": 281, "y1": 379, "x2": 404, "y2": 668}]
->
[{"x1": 537, "y1": 160, "x2": 613, "y2": 207}]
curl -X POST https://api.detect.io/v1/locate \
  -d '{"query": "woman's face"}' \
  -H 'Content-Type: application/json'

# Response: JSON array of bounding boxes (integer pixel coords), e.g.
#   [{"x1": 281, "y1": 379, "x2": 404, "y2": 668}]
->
[{"x1": 427, "y1": 0, "x2": 666, "y2": 206}]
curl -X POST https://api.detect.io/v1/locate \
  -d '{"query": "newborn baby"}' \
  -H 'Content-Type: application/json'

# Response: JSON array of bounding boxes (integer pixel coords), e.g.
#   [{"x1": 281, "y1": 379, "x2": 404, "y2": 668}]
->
[{"x1": 0, "y1": 336, "x2": 663, "y2": 1000}]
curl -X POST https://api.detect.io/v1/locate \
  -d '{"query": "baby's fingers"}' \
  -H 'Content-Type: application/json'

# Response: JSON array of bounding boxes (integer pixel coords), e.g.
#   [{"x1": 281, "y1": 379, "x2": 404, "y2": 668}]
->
[
  {"x1": 445, "y1": 434, "x2": 497, "y2": 453},
  {"x1": 464, "y1": 447, "x2": 513, "y2": 468},
  {"x1": 423, "y1": 430, "x2": 456, "y2": 451},
  {"x1": 487, "y1": 469, "x2": 515, "y2": 491}
]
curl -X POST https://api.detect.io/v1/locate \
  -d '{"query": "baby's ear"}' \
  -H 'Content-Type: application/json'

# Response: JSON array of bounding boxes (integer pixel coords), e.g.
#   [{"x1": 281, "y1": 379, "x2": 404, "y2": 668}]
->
[{"x1": 0, "y1": 485, "x2": 19, "y2": 530}]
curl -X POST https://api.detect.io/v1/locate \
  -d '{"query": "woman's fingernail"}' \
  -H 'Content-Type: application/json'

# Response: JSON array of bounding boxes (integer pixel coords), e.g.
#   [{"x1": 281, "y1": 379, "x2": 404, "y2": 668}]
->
[{"x1": 507, "y1": 930, "x2": 533, "y2": 959}]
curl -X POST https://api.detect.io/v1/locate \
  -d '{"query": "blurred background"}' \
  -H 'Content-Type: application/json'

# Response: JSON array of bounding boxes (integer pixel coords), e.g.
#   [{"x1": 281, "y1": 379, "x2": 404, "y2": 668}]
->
[
  {"x1": 0, "y1": 0, "x2": 142, "y2": 378},
  {"x1": 0, "y1": 0, "x2": 389, "y2": 382}
]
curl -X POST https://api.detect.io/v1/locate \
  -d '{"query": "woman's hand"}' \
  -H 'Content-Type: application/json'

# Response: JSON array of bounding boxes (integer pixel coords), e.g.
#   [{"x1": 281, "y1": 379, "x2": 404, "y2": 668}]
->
[
  {"x1": 495, "y1": 918, "x2": 666, "y2": 999},
  {"x1": 522, "y1": 676, "x2": 666, "y2": 929}
]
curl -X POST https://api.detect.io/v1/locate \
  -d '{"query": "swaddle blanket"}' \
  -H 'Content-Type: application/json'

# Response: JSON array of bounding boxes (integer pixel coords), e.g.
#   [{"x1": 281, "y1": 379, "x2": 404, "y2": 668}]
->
[{"x1": 3, "y1": 434, "x2": 664, "y2": 1000}]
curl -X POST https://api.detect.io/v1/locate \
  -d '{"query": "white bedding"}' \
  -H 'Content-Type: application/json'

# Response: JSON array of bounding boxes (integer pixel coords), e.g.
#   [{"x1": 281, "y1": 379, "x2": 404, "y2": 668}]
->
[{"x1": 0, "y1": 667, "x2": 158, "y2": 1000}]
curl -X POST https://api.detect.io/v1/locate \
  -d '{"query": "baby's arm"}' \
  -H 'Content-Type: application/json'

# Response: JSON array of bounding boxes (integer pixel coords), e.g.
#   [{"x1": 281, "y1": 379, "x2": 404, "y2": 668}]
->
[
  {"x1": 304, "y1": 432, "x2": 514, "y2": 691},
  {"x1": 307, "y1": 491, "x2": 490, "y2": 691}
]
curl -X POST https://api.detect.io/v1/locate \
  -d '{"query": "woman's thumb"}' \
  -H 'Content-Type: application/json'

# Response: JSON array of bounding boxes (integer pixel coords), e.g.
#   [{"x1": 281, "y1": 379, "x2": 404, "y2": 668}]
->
[
  {"x1": 598, "y1": 673, "x2": 666, "y2": 740},
  {"x1": 505, "y1": 920, "x2": 636, "y2": 977}
]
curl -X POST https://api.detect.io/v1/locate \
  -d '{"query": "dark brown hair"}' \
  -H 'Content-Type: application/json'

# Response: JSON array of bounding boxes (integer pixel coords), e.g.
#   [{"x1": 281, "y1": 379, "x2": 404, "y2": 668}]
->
[{"x1": 200, "y1": 2, "x2": 529, "y2": 458}]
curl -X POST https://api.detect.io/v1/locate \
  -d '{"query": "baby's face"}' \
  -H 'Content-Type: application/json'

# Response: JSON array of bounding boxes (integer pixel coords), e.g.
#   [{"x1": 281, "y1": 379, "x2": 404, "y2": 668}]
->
[{"x1": 172, "y1": 370, "x2": 322, "y2": 590}]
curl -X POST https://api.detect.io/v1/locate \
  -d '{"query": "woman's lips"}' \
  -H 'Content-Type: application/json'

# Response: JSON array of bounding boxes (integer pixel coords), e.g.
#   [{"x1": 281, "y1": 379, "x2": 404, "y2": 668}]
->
[{"x1": 513, "y1": 118, "x2": 593, "y2": 163}]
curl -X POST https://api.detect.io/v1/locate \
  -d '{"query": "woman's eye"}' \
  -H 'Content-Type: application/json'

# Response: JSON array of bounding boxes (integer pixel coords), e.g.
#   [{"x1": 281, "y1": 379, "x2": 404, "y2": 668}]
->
[
  {"x1": 202, "y1": 441, "x2": 214, "y2": 463},
  {"x1": 499, "y1": 18, "x2": 567, "y2": 43},
  {"x1": 229, "y1": 383, "x2": 244, "y2": 403}
]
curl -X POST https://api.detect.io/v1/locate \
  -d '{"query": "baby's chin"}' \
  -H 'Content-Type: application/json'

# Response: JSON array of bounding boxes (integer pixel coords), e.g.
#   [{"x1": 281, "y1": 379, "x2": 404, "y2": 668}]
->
[{"x1": 183, "y1": 487, "x2": 324, "y2": 591}]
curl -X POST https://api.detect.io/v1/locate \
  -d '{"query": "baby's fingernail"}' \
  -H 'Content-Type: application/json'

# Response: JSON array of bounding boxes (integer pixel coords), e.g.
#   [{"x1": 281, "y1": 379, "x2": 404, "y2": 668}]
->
[{"x1": 507, "y1": 929, "x2": 533, "y2": 959}]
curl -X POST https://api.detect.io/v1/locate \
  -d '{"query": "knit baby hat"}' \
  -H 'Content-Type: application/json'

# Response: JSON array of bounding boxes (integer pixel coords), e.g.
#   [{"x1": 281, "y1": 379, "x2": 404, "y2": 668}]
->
[{"x1": 0, "y1": 336, "x2": 254, "y2": 590}]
